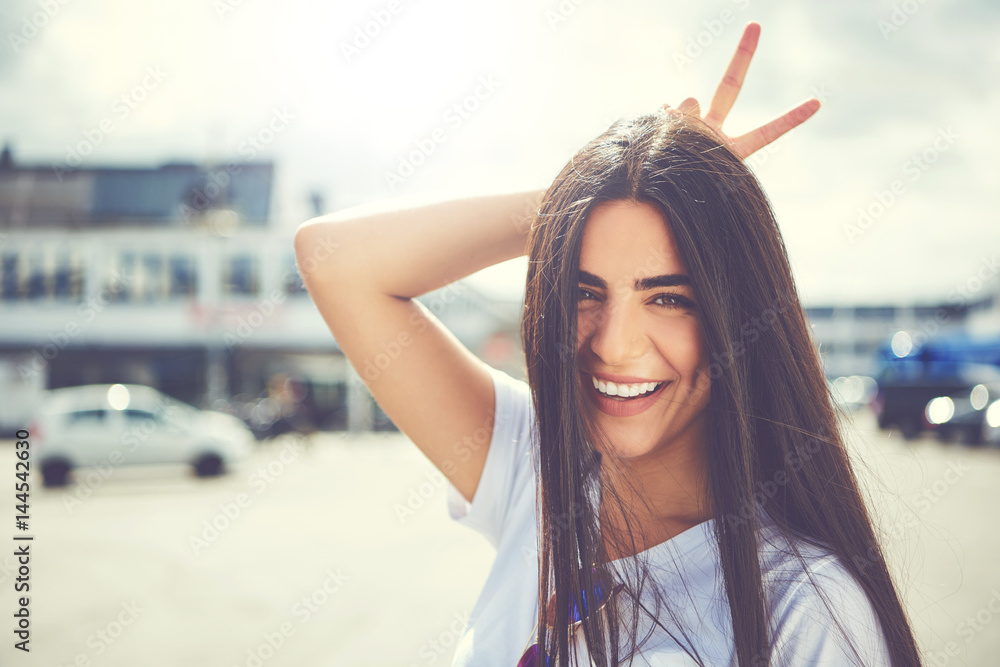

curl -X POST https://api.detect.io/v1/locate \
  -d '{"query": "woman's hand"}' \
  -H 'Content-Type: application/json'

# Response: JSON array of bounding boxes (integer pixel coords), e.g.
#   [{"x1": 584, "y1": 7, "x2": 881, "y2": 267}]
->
[{"x1": 662, "y1": 21, "x2": 820, "y2": 159}]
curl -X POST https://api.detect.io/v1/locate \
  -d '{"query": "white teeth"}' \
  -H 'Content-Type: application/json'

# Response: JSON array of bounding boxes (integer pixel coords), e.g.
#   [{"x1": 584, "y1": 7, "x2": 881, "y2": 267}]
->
[{"x1": 591, "y1": 376, "x2": 663, "y2": 398}]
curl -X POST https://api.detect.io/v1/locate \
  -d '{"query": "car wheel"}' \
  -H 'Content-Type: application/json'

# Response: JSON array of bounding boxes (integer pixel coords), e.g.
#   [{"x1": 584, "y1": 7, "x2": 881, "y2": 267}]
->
[
  {"x1": 41, "y1": 460, "x2": 72, "y2": 488},
  {"x1": 899, "y1": 418, "x2": 921, "y2": 441},
  {"x1": 192, "y1": 453, "x2": 224, "y2": 477},
  {"x1": 962, "y1": 425, "x2": 984, "y2": 446}
]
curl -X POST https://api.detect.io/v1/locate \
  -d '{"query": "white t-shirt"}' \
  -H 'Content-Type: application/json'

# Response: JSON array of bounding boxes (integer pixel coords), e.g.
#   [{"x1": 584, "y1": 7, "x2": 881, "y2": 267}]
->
[{"x1": 445, "y1": 364, "x2": 893, "y2": 666}]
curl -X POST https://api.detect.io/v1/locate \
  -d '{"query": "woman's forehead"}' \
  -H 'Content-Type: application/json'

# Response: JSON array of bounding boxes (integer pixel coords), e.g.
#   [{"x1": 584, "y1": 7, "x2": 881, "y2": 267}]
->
[{"x1": 580, "y1": 200, "x2": 687, "y2": 277}]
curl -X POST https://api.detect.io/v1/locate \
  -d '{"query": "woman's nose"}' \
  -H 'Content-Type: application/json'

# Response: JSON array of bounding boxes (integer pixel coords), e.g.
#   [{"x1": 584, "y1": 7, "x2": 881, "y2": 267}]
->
[{"x1": 587, "y1": 300, "x2": 643, "y2": 364}]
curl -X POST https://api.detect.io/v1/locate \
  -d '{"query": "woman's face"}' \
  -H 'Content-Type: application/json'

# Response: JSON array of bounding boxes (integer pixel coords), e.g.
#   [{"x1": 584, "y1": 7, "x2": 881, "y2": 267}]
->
[{"x1": 575, "y1": 199, "x2": 711, "y2": 460}]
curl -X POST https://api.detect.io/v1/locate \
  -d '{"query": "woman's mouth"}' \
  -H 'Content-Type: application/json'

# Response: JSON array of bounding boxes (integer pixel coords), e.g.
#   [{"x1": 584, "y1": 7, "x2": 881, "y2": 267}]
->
[{"x1": 581, "y1": 372, "x2": 670, "y2": 417}]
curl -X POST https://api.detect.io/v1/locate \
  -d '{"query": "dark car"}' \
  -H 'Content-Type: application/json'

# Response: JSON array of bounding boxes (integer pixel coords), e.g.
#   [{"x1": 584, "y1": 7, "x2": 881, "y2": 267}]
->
[
  {"x1": 872, "y1": 360, "x2": 1000, "y2": 441},
  {"x1": 922, "y1": 381, "x2": 999, "y2": 445}
]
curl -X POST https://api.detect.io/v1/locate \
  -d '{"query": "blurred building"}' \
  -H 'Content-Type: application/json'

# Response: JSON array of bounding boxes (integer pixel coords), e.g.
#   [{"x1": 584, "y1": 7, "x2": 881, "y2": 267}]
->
[
  {"x1": 806, "y1": 276, "x2": 1000, "y2": 379},
  {"x1": 808, "y1": 303, "x2": 963, "y2": 377},
  {"x1": 2, "y1": 143, "x2": 996, "y2": 435},
  {"x1": 0, "y1": 145, "x2": 524, "y2": 436}
]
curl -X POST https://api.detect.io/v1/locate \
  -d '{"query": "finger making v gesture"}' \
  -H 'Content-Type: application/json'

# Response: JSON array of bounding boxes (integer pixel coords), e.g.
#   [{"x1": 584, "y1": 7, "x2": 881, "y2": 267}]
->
[{"x1": 663, "y1": 21, "x2": 821, "y2": 159}]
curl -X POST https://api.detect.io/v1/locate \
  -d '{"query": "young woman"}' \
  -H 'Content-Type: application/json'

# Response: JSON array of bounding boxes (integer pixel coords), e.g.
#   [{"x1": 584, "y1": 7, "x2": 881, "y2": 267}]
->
[{"x1": 294, "y1": 21, "x2": 922, "y2": 667}]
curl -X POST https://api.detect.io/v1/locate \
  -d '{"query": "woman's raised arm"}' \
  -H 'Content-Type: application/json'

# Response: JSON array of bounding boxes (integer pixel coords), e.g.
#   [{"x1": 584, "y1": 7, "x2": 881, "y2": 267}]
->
[{"x1": 293, "y1": 189, "x2": 543, "y2": 504}]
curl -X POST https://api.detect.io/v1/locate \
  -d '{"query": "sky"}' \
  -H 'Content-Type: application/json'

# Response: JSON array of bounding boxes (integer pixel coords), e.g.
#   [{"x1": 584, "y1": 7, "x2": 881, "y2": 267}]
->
[{"x1": 1, "y1": 0, "x2": 997, "y2": 306}]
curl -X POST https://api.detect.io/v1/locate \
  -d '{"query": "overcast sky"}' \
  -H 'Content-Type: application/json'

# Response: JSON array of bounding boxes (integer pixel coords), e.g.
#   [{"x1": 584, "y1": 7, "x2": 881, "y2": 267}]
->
[{"x1": 1, "y1": 0, "x2": 997, "y2": 306}]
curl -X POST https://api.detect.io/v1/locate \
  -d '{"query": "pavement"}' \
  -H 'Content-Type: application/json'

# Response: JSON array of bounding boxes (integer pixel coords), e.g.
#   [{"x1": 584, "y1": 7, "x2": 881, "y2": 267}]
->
[{"x1": 0, "y1": 406, "x2": 997, "y2": 666}]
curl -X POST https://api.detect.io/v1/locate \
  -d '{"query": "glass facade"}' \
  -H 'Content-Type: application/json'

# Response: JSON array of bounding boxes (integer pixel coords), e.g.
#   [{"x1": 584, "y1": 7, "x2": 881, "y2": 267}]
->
[{"x1": 224, "y1": 253, "x2": 259, "y2": 296}]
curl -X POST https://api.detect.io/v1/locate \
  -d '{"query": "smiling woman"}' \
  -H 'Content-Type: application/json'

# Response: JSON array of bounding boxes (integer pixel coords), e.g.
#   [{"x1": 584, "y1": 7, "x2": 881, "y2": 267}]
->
[
  {"x1": 519, "y1": 97, "x2": 916, "y2": 663},
  {"x1": 294, "y1": 20, "x2": 922, "y2": 667},
  {"x1": 575, "y1": 200, "x2": 710, "y2": 452}
]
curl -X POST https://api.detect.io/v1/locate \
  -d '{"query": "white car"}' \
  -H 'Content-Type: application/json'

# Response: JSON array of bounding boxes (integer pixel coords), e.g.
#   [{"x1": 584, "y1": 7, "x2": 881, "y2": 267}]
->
[{"x1": 32, "y1": 383, "x2": 254, "y2": 487}]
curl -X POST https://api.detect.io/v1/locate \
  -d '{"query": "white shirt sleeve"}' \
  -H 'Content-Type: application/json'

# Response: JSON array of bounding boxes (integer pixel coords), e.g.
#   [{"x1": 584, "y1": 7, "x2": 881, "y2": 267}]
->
[
  {"x1": 444, "y1": 364, "x2": 536, "y2": 549},
  {"x1": 769, "y1": 557, "x2": 894, "y2": 666}
]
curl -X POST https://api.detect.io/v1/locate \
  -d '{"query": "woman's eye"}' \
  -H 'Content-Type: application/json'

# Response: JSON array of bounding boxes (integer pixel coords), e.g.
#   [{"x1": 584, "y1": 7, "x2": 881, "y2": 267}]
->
[
  {"x1": 654, "y1": 294, "x2": 677, "y2": 307},
  {"x1": 654, "y1": 293, "x2": 696, "y2": 310},
  {"x1": 578, "y1": 289, "x2": 695, "y2": 310}
]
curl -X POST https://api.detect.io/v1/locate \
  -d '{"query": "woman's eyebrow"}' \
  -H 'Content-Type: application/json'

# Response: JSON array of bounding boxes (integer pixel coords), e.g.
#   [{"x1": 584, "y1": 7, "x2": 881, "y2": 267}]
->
[{"x1": 578, "y1": 270, "x2": 692, "y2": 291}]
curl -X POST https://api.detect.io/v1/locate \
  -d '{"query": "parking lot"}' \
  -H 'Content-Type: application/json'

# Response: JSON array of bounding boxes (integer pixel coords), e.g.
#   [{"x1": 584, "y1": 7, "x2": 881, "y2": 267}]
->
[{"x1": 1, "y1": 406, "x2": 998, "y2": 666}]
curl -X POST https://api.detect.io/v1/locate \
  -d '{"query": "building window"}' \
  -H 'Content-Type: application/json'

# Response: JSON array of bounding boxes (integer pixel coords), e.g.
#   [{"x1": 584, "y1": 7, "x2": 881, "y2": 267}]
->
[
  {"x1": 913, "y1": 305, "x2": 942, "y2": 319},
  {"x1": 224, "y1": 253, "x2": 259, "y2": 296},
  {"x1": 52, "y1": 252, "x2": 83, "y2": 302},
  {"x1": 854, "y1": 306, "x2": 896, "y2": 320},
  {"x1": 938, "y1": 303, "x2": 967, "y2": 321},
  {"x1": 109, "y1": 252, "x2": 137, "y2": 303},
  {"x1": 805, "y1": 307, "x2": 834, "y2": 320},
  {"x1": 1, "y1": 253, "x2": 18, "y2": 301},
  {"x1": 169, "y1": 255, "x2": 197, "y2": 297},
  {"x1": 26, "y1": 253, "x2": 46, "y2": 301},
  {"x1": 1, "y1": 251, "x2": 84, "y2": 302},
  {"x1": 143, "y1": 253, "x2": 167, "y2": 301}
]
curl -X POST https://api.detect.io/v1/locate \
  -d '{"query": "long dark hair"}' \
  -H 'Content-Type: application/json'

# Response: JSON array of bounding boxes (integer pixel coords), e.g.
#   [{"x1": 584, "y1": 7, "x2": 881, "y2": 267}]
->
[{"x1": 521, "y1": 110, "x2": 922, "y2": 666}]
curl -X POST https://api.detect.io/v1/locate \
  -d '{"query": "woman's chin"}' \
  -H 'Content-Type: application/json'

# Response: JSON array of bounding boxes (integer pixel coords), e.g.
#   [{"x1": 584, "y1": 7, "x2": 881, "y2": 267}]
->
[{"x1": 588, "y1": 436, "x2": 653, "y2": 461}]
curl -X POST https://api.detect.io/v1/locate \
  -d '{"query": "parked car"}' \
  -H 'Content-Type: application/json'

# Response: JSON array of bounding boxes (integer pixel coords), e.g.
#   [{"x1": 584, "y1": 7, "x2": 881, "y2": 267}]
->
[
  {"x1": 922, "y1": 382, "x2": 998, "y2": 445},
  {"x1": 31, "y1": 383, "x2": 254, "y2": 488},
  {"x1": 872, "y1": 360, "x2": 1000, "y2": 441}
]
